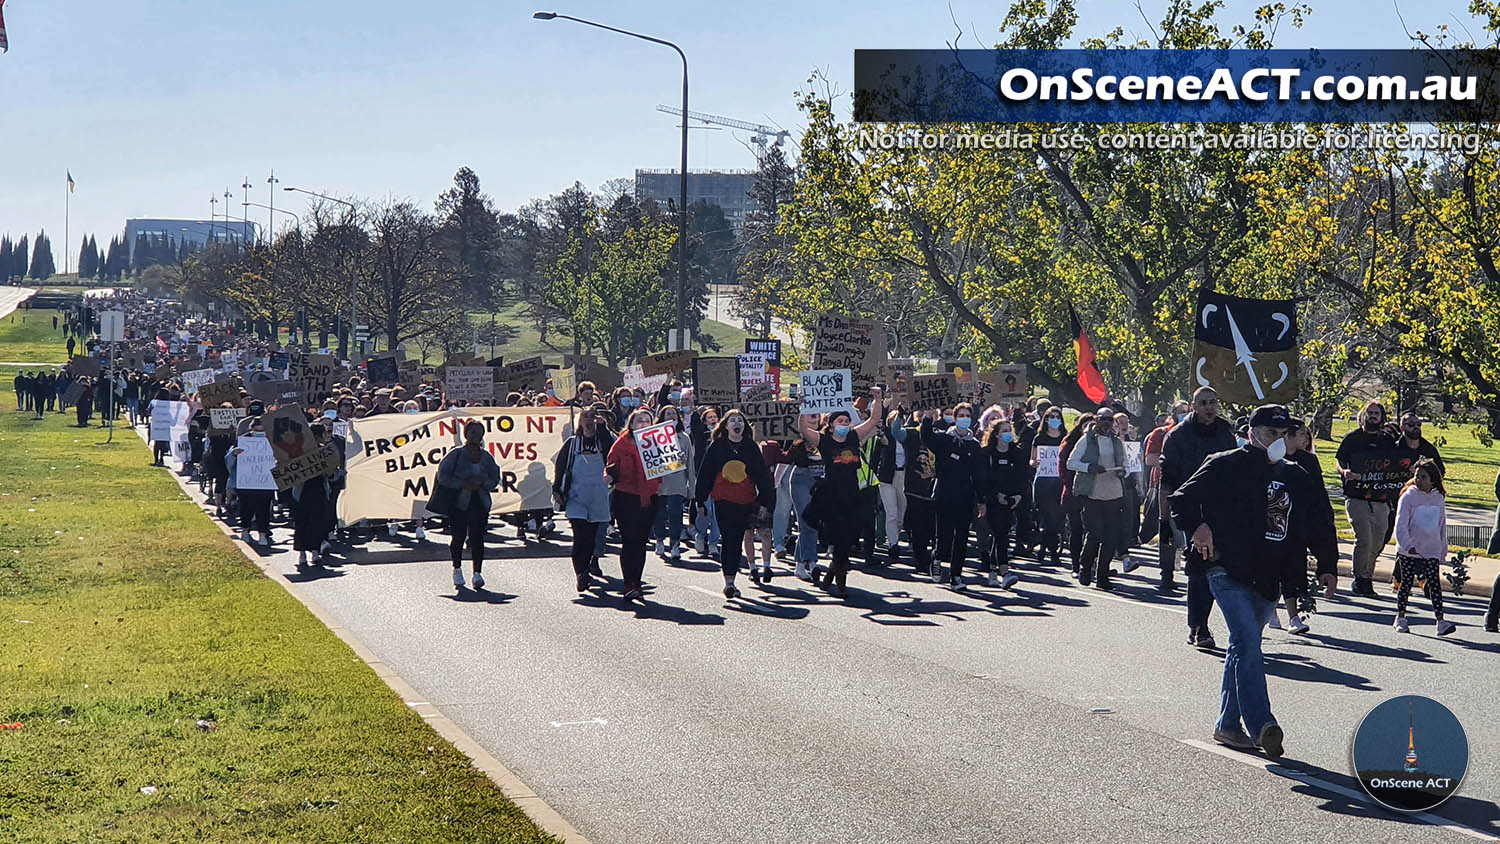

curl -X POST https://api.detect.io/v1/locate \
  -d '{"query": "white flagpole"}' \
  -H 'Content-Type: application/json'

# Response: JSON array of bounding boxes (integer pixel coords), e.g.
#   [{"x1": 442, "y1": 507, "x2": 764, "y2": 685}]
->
[{"x1": 65, "y1": 175, "x2": 71, "y2": 276}]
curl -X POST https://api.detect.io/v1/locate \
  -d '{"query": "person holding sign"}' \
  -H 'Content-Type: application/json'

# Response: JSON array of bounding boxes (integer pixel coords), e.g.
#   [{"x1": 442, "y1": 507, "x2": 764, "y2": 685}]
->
[
  {"x1": 1030, "y1": 405, "x2": 1067, "y2": 568},
  {"x1": 227, "y1": 419, "x2": 275, "y2": 546},
  {"x1": 1066, "y1": 408, "x2": 1129, "y2": 591},
  {"x1": 554, "y1": 407, "x2": 616, "y2": 594},
  {"x1": 651, "y1": 405, "x2": 694, "y2": 562},
  {"x1": 606, "y1": 409, "x2": 663, "y2": 604},
  {"x1": 434, "y1": 421, "x2": 502, "y2": 590},
  {"x1": 290, "y1": 422, "x2": 337, "y2": 569},
  {"x1": 694, "y1": 409, "x2": 775, "y2": 598},
  {"x1": 797, "y1": 388, "x2": 884, "y2": 598},
  {"x1": 1335, "y1": 401, "x2": 1399, "y2": 598},
  {"x1": 920, "y1": 403, "x2": 986, "y2": 589}
]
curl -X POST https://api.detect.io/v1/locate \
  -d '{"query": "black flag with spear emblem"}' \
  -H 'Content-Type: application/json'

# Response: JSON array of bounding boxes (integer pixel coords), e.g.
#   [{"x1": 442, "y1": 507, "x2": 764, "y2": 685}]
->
[{"x1": 1192, "y1": 291, "x2": 1299, "y2": 404}]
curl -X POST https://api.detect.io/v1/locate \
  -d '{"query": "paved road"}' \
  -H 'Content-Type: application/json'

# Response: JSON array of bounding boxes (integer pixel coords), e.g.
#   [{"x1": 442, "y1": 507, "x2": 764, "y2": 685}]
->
[
  {"x1": 135, "y1": 425, "x2": 1499, "y2": 843},
  {"x1": 0, "y1": 286, "x2": 38, "y2": 321}
]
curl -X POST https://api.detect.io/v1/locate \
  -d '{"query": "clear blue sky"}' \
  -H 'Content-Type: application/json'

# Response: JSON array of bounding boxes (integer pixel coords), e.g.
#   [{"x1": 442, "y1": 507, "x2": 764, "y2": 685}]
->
[{"x1": 0, "y1": 0, "x2": 1479, "y2": 270}]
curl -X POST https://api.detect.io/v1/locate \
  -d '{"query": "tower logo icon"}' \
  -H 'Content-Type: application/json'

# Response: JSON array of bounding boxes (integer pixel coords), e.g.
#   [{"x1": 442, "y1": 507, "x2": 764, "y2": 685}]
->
[{"x1": 1352, "y1": 695, "x2": 1467, "y2": 813}]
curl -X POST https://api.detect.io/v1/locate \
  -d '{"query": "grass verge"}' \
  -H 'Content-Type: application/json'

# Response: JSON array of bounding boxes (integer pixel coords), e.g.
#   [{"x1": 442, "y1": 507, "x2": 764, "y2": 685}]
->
[
  {"x1": 0, "y1": 309, "x2": 70, "y2": 364},
  {"x1": 0, "y1": 369, "x2": 556, "y2": 839}
]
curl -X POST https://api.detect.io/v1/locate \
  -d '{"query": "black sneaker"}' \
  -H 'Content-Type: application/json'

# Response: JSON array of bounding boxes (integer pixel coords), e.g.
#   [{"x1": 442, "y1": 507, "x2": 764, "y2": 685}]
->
[
  {"x1": 749, "y1": 568, "x2": 762, "y2": 586},
  {"x1": 723, "y1": 584, "x2": 741, "y2": 600},
  {"x1": 575, "y1": 574, "x2": 590, "y2": 594},
  {"x1": 589, "y1": 557, "x2": 603, "y2": 577},
  {"x1": 1157, "y1": 580, "x2": 1178, "y2": 595},
  {"x1": 1195, "y1": 629, "x2": 1217, "y2": 650},
  {"x1": 1352, "y1": 578, "x2": 1378, "y2": 598},
  {"x1": 1257, "y1": 723, "x2": 1285, "y2": 759},
  {"x1": 1187, "y1": 628, "x2": 1199, "y2": 646}
]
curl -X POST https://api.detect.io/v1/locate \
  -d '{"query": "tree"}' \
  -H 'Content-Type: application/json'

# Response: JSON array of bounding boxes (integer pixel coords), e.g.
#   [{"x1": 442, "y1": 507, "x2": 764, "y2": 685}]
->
[
  {"x1": 362, "y1": 200, "x2": 467, "y2": 350},
  {"x1": 543, "y1": 213, "x2": 677, "y2": 367},
  {"x1": 14, "y1": 235, "x2": 27, "y2": 281},
  {"x1": 78, "y1": 235, "x2": 94, "y2": 279},
  {"x1": 435, "y1": 166, "x2": 506, "y2": 311},
  {"x1": 735, "y1": 144, "x2": 797, "y2": 336},
  {"x1": 29, "y1": 231, "x2": 55, "y2": 279}
]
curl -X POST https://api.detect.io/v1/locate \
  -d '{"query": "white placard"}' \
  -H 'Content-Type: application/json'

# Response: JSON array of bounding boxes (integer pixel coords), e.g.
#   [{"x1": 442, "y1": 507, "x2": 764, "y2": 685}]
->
[
  {"x1": 800, "y1": 369, "x2": 852, "y2": 415},
  {"x1": 634, "y1": 421, "x2": 685, "y2": 480},
  {"x1": 234, "y1": 436, "x2": 278, "y2": 490},
  {"x1": 149, "y1": 400, "x2": 192, "y2": 442},
  {"x1": 332, "y1": 420, "x2": 350, "y2": 441},
  {"x1": 1123, "y1": 441, "x2": 1143, "y2": 475},
  {"x1": 1035, "y1": 445, "x2": 1061, "y2": 479},
  {"x1": 181, "y1": 368, "x2": 216, "y2": 394},
  {"x1": 100, "y1": 311, "x2": 125, "y2": 342},
  {"x1": 444, "y1": 366, "x2": 494, "y2": 402},
  {"x1": 623, "y1": 364, "x2": 669, "y2": 393},
  {"x1": 210, "y1": 407, "x2": 247, "y2": 431},
  {"x1": 220, "y1": 351, "x2": 240, "y2": 373}
]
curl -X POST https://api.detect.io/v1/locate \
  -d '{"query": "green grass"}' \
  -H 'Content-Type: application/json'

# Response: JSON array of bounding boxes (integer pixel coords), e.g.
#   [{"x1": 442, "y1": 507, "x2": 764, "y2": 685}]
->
[
  {"x1": 458, "y1": 300, "x2": 755, "y2": 366},
  {"x1": 1316, "y1": 419, "x2": 1497, "y2": 512},
  {"x1": 0, "y1": 309, "x2": 70, "y2": 364},
  {"x1": 0, "y1": 370, "x2": 555, "y2": 838}
]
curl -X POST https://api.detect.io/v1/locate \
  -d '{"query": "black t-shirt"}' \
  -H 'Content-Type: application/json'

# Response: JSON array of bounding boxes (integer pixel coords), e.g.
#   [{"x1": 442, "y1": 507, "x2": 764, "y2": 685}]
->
[
  {"x1": 818, "y1": 431, "x2": 863, "y2": 498},
  {"x1": 1335, "y1": 427, "x2": 1401, "y2": 501}
]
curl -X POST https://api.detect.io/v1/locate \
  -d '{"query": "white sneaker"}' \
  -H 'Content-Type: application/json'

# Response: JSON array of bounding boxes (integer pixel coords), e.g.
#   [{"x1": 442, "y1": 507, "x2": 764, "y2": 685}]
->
[
  {"x1": 1436, "y1": 619, "x2": 1457, "y2": 636},
  {"x1": 1267, "y1": 612, "x2": 1283, "y2": 630},
  {"x1": 256, "y1": 531, "x2": 270, "y2": 546},
  {"x1": 388, "y1": 523, "x2": 398, "y2": 537},
  {"x1": 471, "y1": 572, "x2": 485, "y2": 589},
  {"x1": 795, "y1": 563, "x2": 810, "y2": 581},
  {"x1": 986, "y1": 572, "x2": 1000, "y2": 587},
  {"x1": 1002, "y1": 573, "x2": 1020, "y2": 590},
  {"x1": 415, "y1": 525, "x2": 427, "y2": 541},
  {"x1": 452, "y1": 569, "x2": 465, "y2": 588},
  {"x1": 240, "y1": 530, "x2": 251, "y2": 544},
  {"x1": 1289, "y1": 616, "x2": 1310, "y2": 635},
  {"x1": 656, "y1": 538, "x2": 666, "y2": 558},
  {"x1": 671, "y1": 543, "x2": 682, "y2": 561},
  {"x1": 1394, "y1": 616, "x2": 1409, "y2": 633},
  {"x1": 1122, "y1": 556, "x2": 1141, "y2": 573}
]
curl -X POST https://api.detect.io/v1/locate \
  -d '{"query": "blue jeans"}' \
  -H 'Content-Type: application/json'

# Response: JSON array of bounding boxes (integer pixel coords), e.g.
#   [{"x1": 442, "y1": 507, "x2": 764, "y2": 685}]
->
[
  {"x1": 791, "y1": 468, "x2": 820, "y2": 564},
  {"x1": 653, "y1": 494, "x2": 686, "y2": 546},
  {"x1": 1206, "y1": 567, "x2": 1275, "y2": 737},
  {"x1": 696, "y1": 498, "x2": 719, "y2": 551},
  {"x1": 772, "y1": 469, "x2": 794, "y2": 552}
]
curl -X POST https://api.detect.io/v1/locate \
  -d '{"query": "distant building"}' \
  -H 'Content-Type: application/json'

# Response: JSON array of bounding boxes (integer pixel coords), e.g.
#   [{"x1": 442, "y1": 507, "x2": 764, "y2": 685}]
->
[
  {"x1": 124, "y1": 219, "x2": 257, "y2": 260},
  {"x1": 634, "y1": 169, "x2": 757, "y2": 228}
]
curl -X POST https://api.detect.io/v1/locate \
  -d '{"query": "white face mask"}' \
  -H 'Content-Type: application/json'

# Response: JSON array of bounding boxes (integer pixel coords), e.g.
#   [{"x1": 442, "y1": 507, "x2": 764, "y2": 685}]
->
[{"x1": 1265, "y1": 436, "x2": 1287, "y2": 463}]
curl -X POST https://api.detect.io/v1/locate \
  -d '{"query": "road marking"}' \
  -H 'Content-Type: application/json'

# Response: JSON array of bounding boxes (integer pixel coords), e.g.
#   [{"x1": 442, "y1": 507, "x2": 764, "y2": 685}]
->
[
  {"x1": 1180, "y1": 739, "x2": 1497, "y2": 841},
  {"x1": 549, "y1": 718, "x2": 607, "y2": 728}
]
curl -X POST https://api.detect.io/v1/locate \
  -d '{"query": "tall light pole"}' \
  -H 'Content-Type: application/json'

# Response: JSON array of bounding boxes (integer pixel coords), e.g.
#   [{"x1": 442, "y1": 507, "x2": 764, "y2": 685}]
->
[
  {"x1": 241, "y1": 177, "x2": 253, "y2": 245},
  {"x1": 284, "y1": 186, "x2": 360, "y2": 360},
  {"x1": 266, "y1": 169, "x2": 279, "y2": 244},
  {"x1": 532, "y1": 10, "x2": 689, "y2": 349}
]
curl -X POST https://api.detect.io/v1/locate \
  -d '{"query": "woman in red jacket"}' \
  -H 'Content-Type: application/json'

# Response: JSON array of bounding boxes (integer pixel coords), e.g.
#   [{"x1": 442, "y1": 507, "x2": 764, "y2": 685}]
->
[{"x1": 606, "y1": 409, "x2": 662, "y2": 604}]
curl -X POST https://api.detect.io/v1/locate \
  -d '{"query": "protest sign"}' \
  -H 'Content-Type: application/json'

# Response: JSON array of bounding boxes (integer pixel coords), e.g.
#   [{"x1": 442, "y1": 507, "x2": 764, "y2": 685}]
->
[
  {"x1": 124, "y1": 351, "x2": 145, "y2": 370},
  {"x1": 268, "y1": 351, "x2": 290, "y2": 374},
  {"x1": 219, "y1": 351, "x2": 240, "y2": 373},
  {"x1": 1343, "y1": 447, "x2": 1418, "y2": 501},
  {"x1": 641, "y1": 349, "x2": 699, "y2": 378},
  {"x1": 332, "y1": 419, "x2": 350, "y2": 440},
  {"x1": 209, "y1": 407, "x2": 247, "y2": 432},
  {"x1": 247, "y1": 379, "x2": 298, "y2": 403},
  {"x1": 912, "y1": 373, "x2": 958, "y2": 412},
  {"x1": 738, "y1": 400, "x2": 801, "y2": 441},
  {"x1": 271, "y1": 443, "x2": 341, "y2": 491},
  {"x1": 289, "y1": 354, "x2": 336, "y2": 403},
  {"x1": 634, "y1": 421, "x2": 686, "y2": 480},
  {"x1": 800, "y1": 369, "x2": 852, "y2": 415},
  {"x1": 985, "y1": 364, "x2": 1029, "y2": 398},
  {"x1": 444, "y1": 366, "x2": 495, "y2": 402},
  {"x1": 813, "y1": 313, "x2": 883, "y2": 393},
  {"x1": 551, "y1": 366, "x2": 577, "y2": 401},
  {"x1": 263, "y1": 405, "x2": 318, "y2": 466},
  {"x1": 737, "y1": 353, "x2": 774, "y2": 400},
  {"x1": 366, "y1": 356, "x2": 400, "y2": 385},
  {"x1": 181, "y1": 368, "x2": 216, "y2": 394},
  {"x1": 1035, "y1": 445, "x2": 1061, "y2": 478},
  {"x1": 879, "y1": 359, "x2": 915, "y2": 407},
  {"x1": 501, "y1": 356, "x2": 547, "y2": 392},
  {"x1": 745, "y1": 338, "x2": 782, "y2": 367},
  {"x1": 234, "y1": 436, "x2": 278, "y2": 491},
  {"x1": 62, "y1": 381, "x2": 86, "y2": 406},
  {"x1": 71, "y1": 355, "x2": 102, "y2": 378},
  {"x1": 941, "y1": 359, "x2": 977, "y2": 381},
  {"x1": 1123, "y1": 441, "x2": 1143, "y2": 476},
  {"x1": 149, "y1": 400, "x2": 191, "y2": 442},
  {"x1": 566, "y1": 355, "x2": 625, "y2": 392},
  {"x1": 623, "y1": 365, "x2": 669, "y2": 393},
  {"x1": 197, "y1": 378, "x2": 241, "y2": 409},
  {"x1": 694, "y1": 357, "x2": 740, "y2": 405},
  {"x1": 339, "y1": 408, "x2": 568, "y2": 520}
]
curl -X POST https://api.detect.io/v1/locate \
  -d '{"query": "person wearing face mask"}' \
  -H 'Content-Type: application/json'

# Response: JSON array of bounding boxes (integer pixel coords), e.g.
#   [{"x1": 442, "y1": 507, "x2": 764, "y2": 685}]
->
[
  {"x1": 691, "y1": 406, "x2": 721, "y2": 558},
  {"x1": 1266, "y1": 421, "x2": 1328, "y2": 636},
  {"x1": 1335, "y1": 401, "x2": 1400, "y2": 597},
  {"x1": 606, "y1": 409, "x2": 663, "y2": 604},
  {"x1": 695, "y1": 410, "x2": 776, "y2": 597},
  {"x1": 651, "y1": 404, "x2": 694, "y2": 561},
  {"x1": 1066, "y1": 408, "x2": 1129, "y2": 590},
  {"x1": 919, "y1": 402, "x2": 986, "y2": 590},
  {"x1": 290, "y1": 423, "x2": 338, "y2": 570},
  {"x1": 554, "y1": 407, "x2": 616, "y2": 593},
  {"x1": 1170, "y1": 404, "x2": 1338, "y2": 758},
  {"x1": 1030, "y1": 405, "x2": 1068, "y2": 567},
  {"x1": 798, "y1": 389, "x2": 885, "y2": 598},
  {"x1": 981, "y1": 418, "x2": 1026, "y2": 589},
  {"x1": 786, "y1": 416, "x2": 827, "y2": 582},
  {"x1": 435, "y1": 421, "x2": 501, "y2": 589},
  {"x1": 1161, "y1": 386, "x2": 1236, "y2": 649},
  {"x1": 229, "y1": 418, "x2": 275, "y2": 546},
  {"x1": 1143, "y1": 400, "x2": 1192, "y2": 594}
]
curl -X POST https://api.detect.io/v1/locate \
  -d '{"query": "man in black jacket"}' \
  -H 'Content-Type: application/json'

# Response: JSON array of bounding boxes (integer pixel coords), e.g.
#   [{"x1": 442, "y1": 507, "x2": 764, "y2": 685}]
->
[
  {"x1": 1160, "y1": 386, "x2": 1237, "y2": 648},
  {"x1": 1171, "y1": 404, "x2": 1338, "y2": 758}
]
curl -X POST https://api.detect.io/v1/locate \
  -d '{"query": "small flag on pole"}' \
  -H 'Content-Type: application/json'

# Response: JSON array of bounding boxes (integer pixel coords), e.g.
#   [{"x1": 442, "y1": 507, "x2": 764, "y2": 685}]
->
[
  {"x1": 68, "y1": 171, "x2": 76, "y2": 193},
  {"x1": 1069, "y1": 304, "x2": 1109, "y2": 405},
  {"x1": 1, "y1": 0, "x2": 10, "y2": 54}
]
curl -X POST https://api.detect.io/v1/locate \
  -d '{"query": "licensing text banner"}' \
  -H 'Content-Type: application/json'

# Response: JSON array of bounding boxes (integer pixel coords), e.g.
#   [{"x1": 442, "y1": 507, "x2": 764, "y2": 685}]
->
[
  {"x1": 853, "y1": 50, "x2": 1500, "y2": 123},
  {"x1": 339, "y1": 407, "x2": 569, "y2": 522}
]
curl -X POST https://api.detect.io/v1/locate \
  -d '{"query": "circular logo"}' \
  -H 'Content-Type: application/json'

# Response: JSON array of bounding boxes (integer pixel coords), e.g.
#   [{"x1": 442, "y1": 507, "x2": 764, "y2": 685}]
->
[{"x1": 1352, "y1": 695, "x2": 1467, "y2": 813}]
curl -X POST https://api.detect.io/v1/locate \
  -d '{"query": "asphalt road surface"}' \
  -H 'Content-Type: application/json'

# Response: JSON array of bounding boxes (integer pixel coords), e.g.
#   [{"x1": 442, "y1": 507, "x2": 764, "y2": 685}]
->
[{"x1": 155, "y1": 444, "x2": 1498, "y2": 843}]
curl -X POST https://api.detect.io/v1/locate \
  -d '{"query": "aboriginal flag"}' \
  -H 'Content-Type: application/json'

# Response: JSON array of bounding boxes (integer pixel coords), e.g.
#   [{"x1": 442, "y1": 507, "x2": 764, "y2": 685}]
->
[
  {"x1": 1192, "y1": 290, "x2": 1299, "y2": 404},
  {"x1": 1069, "y1": 304, "x2": 1108, "y2": 405}
]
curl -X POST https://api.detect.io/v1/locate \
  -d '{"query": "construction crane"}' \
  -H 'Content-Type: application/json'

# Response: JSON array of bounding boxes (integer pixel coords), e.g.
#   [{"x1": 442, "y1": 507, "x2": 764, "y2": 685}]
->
[{"x1": 656, "y1": 105, "x2": 790, "y2": 160}]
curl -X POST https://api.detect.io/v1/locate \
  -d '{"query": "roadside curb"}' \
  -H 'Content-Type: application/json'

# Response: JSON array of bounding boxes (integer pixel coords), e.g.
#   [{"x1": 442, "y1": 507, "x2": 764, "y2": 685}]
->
[{"x1": 132, "y1": 423, "x2": 591, "y2": 844}]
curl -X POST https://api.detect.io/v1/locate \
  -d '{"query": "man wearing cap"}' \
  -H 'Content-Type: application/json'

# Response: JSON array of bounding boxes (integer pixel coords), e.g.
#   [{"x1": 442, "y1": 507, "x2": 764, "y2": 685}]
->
[
  {"x1": 368, "y1": 388, "x2": 398, "y2": 415},
  {"x1": 1170, "y1": 404, "x2": 1339, "y2": 758}
]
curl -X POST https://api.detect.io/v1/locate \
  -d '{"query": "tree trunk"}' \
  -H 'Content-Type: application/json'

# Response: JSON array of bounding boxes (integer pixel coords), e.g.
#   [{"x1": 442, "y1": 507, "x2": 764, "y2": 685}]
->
[
  {"x1": 1312, "y1": 402, "x2": 1338, "y2": 441},
  {"x1": 1489, "y1": 407, "x2": 1500, "y2": 442}
]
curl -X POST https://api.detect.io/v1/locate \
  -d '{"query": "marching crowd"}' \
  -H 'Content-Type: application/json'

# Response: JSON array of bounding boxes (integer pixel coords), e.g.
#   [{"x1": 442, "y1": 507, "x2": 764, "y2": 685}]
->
[{"x1": 12, "y1": 290, "x2": 1500, "y2": 758}]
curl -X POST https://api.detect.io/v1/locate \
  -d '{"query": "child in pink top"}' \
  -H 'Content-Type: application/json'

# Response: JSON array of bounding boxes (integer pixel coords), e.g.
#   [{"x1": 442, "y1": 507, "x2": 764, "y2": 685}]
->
[{"x1": 1393, "y1": 458, "x2": 1455, "y2": 635}]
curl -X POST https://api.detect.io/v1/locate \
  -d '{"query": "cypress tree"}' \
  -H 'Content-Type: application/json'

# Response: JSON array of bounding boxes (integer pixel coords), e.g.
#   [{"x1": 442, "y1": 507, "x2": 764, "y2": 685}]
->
[{"x1": 16, "y1": 234, "x2": 29, "y2": 280}]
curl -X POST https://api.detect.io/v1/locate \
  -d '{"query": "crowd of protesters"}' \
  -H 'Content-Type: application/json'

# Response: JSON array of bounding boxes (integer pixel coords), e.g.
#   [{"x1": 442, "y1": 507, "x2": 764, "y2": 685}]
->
[{"x1": 13, "y1": 289, "x2": 1499, "y2": 758}]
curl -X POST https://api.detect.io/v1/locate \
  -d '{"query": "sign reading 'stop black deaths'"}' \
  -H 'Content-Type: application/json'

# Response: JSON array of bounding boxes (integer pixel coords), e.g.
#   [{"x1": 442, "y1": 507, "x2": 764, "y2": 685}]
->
[
  {"x1": 1193, "y1": 291, "x2": 1299, "y2": 404},
  {"x1": 1344, "y1": 447, "x2": 1417, "y2": 502}
]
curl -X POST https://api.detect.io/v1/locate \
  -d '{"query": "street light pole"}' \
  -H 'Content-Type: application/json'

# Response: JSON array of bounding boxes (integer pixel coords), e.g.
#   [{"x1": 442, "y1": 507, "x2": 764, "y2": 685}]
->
[
  {"x1": 532, "y1": 10, "x2": 689, "y2": 350},
  {"x1": 284, "y1": 186, "x2": 360, "y2": 360}
]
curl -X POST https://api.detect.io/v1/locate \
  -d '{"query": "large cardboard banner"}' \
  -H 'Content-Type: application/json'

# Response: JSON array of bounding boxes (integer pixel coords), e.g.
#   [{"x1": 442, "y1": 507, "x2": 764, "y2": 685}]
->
[
  {"x1": 198, "y1": 378, "x2": 242, "y2": 409},
  {"x1": 271, "y1": 443, "x2": 341, "y2": 491},
  {"x1": 912, "y1": 374, "x2": 958, "y2": 412},
  {"x1": 71, "y1": 355, "x2": 102, "y2": 378},
  {"x1": 986, "y1": 365, "x2": 1029, "y2": 399},
  {"x1": 634, "y1": 421, "x2": 686, "y2": 480},
  {"x1": 501, "y1": 357, "x2": 547, "y2": 392},
  {"x1": 623, "y1": 365, "x2": 669, "y2": 393},
  {"x1": 234, "y1": 436, "x2": 278, "y2": 490},
  {"x1": 550, "y1": 365, "x2": 577, "y2": 401},
  {"x1": 149, "y1": 400, "x2": 192, "y2": 442},
  {"x1": 738, "y1": 400, "x2": 801, "y2": 441},
  {"x1": 445, "y1": 366, "x2": 495, "y2": 402},
  {"x1": 800, "y1": 369, "x2": 851, "y2": 414},
  {"x1": 813, "y1": 313, "x2": 883, "y2": 393},
  {"x1": 565, "y1": 356, "x2": 625, "y2": 392},
  {"x1": 339, "y1": 408, "x2": 569, "y2": 521},
  {"x1": 289, "y1": 354, "x2": 337, "y2": 403},
  {"x1": 694, "y1": 357, "x2": 740, "y2": 405},
  {"x1": 641, "y1": 350, "x2": 698, "y2": 378},
  {"x1": 264, "y1": 406, "x2": 318, "y2": 465}
]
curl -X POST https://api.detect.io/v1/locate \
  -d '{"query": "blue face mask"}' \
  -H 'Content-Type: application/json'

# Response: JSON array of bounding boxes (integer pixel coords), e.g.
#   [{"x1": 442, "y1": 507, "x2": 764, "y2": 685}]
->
[
  {"x1": 955, "y1": 417, "x2": 972, "y2": 430},
  {"x1": 1236, "y1": 436, "x2": 1248, "y2": 447},
  {"x1": 1177, "y1": 412, "x2": 1190, "y2": 425},
  {"x1": 622, "y1": 397, "x2": 638, "y2": 408},
  {"x1": 834, "y1": 424, "x2": 851, "y2": 438},
  {"x1": 1000, "y1": 431, "x2": 1014, "y2": 444},
  {"x1": 1047, "y1": 417, "x2": 1063, "y2": 430}
]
